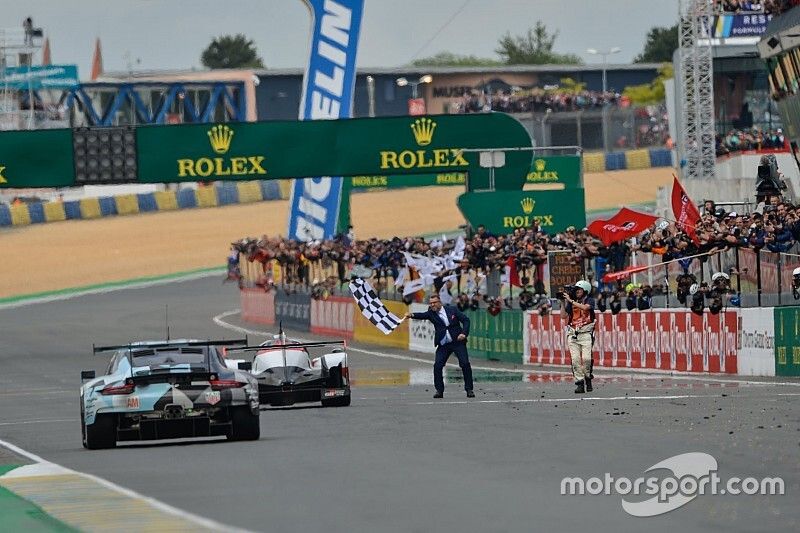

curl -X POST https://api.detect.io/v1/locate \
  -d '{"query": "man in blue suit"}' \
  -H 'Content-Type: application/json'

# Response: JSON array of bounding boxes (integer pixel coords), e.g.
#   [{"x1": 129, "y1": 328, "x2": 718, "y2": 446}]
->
[{"x1": 405, "y1": 294, "x2": 474, "y2": 398}]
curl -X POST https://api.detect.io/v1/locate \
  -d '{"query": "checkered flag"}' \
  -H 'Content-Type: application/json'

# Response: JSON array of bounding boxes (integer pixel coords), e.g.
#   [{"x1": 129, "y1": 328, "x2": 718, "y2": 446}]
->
[{"x1": 348, "y1": 278, "x2": 403, "y2": 335}]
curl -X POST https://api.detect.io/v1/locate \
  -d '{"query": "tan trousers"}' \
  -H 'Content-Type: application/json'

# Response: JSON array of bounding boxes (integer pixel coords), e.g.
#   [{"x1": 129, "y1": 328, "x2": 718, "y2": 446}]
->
[{"x1": 567, "y1": 330, "x2": 593, "y2": 381}]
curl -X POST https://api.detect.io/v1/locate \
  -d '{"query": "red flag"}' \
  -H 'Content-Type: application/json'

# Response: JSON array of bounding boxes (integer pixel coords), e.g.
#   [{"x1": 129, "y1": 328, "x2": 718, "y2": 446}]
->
[
  {"x1": 602, "y1": 265, "x2": 649, "y2": 283},
  {"x1": 505, "y1": 256, "x2": 521, "y2": 287},
  {"x1": 671, "y1": 176, "x2": 701, "y2": 244},
  {"x1": 588, "y1": 207, "x2": 658, "y2": 246}
]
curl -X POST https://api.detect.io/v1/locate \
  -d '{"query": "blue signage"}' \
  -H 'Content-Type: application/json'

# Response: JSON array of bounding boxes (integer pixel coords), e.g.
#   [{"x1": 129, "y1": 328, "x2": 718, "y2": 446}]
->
[
  {"x1": 712, "y1": 13, "x2": 773, "y2": 39},
  {"x1": 287, "y1": 0, "x2": 364, "y2": 241},
  {"x1": 1, "y1": 65, "x2": 79, "y2": 90}
]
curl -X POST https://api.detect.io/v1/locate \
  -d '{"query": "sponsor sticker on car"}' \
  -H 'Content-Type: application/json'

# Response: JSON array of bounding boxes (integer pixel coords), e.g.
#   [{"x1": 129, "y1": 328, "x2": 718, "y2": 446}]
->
[
  {"x1": 205, "y1": 391, "x2": 221, "y2": 405},
  {"x1": 126, "y1": 396, "x2": 140, "y2": 409},
  {"x1": 323, "y1": 389, "x2": 346, "y2": 398}
]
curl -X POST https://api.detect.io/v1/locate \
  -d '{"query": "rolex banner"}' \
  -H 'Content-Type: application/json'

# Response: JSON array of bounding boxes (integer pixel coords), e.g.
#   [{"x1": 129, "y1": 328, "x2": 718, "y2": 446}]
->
[
  {"x1": 288, "y1": 0, "x2": 365, "y2": 241},
  {"x1": 457, "y1": 189, "x2": 586, "y2": 235}
]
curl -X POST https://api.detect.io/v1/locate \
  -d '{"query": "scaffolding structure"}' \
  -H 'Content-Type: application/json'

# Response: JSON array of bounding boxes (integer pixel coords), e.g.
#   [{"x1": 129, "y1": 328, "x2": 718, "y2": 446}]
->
[
  {"x1": 0, "y1": 27, "x2": 42, "y2": 130},
  {"x1": 677, "y1": 0, "x2": 716, "y2": 180}
]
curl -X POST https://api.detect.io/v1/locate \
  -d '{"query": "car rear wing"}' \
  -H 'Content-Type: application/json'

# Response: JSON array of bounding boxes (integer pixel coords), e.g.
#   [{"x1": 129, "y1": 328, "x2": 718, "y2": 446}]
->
[
  {"x1": 227, "y1": 340, "x2": 346, "y2": 352},
  {"x1": 91, "y1": 338, "x2": 249, "y2": 353}
]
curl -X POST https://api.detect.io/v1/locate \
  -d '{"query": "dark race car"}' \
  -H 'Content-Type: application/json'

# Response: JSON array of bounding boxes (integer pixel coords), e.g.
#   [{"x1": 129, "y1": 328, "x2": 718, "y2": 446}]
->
[{"x1": 80, "y1": 338, "x2": 260, "y2": 449}]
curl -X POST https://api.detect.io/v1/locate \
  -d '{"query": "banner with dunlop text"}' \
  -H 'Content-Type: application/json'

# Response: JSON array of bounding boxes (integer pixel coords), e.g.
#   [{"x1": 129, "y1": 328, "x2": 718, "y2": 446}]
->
[{"x1": 288, "y1": 0, "x2": 365, "y2": 241}]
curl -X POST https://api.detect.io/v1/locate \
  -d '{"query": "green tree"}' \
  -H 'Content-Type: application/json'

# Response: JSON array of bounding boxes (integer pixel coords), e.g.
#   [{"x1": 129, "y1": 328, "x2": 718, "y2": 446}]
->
[
  {"x1": 634, "y1": 24, "x2": 679, "y2": 63},
  {"x1": 495, "y1": 22, "x2": 583, "y2": 65},
  {"x1": 623, "y1": 63, "x2": 674, "y2": 105},
  {"x1": 412, "y1": 52, "x2": 502, "y2": 67},
  {"x1": 201, "y1": 34, "x2": 264, "y2": 69}
]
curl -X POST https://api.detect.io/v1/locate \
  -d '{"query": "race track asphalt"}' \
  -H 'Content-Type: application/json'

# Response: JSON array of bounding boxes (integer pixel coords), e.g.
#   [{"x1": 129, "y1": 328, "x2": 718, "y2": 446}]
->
[{"x1": 0, "y1": 276, "x2": 798, "y2": 533}]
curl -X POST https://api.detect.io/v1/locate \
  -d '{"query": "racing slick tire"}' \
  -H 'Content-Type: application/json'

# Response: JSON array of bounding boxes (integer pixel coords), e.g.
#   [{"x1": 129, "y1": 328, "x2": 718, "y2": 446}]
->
[
  {"x1": 321, "y1": 393, "x2": 351, "y2": 408},
  {"x1": 229, "y1": 407, "x2": 260, "y2": 441},
  {"x1": 85, "y1": 414, "x2": 117, "y2": 450}
]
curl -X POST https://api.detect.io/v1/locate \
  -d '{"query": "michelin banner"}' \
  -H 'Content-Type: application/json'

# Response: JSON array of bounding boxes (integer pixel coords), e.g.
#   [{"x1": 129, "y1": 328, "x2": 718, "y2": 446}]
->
[{"x1": 288, "y1": 0, "x2": 364, "y2": 241}]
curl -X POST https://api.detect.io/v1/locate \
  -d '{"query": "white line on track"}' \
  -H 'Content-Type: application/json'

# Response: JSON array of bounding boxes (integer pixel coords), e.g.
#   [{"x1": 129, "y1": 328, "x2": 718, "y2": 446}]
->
[
  {"x1": 0, "y1": 418, "x2": 75, "y2": 427},
  {"x1": 0, "y1": 438, "x2": 251, "y2": 532},
  {"x1": 0, "y1": 269, "x2": 223, "y2": 311},
  {"x1": 213, "y1": 309, "x2": 800, "y2": 388}
]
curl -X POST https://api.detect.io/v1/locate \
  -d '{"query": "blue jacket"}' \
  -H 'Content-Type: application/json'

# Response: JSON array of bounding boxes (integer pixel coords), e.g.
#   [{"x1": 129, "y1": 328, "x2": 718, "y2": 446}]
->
[{"x1": 411, "y1": 304, "x2": 471, "y2": 347}]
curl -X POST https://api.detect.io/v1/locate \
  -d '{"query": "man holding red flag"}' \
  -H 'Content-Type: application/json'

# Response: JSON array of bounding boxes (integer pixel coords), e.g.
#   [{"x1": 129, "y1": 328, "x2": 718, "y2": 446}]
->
[{"x1": 671, "y1": 176, "x2": 701, "y2": 244}]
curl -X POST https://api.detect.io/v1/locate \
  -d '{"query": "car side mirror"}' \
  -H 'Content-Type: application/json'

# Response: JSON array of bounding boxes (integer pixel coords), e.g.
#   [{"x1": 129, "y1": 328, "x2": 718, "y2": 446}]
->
[
  {"x1": 238, "y1": 362, "x2": 252, "y2": 371},
  {"x1": 81, "y1": 370, "x2": 96, "y2": 381}
]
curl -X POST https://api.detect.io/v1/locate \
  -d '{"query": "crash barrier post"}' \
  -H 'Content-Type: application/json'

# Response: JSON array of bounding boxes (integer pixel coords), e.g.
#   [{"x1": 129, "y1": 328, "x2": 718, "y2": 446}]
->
[
  {"x1": 523, "y1": 309, "x2": 738, "y2": 374},
  {"x1": 774, "y1": 306, "x2": 800, "y2": 377},
  {"x1": 274, "y1": 291, "x2": 312, "y2": 332},
  {"x1": 240, "y1": 288, "x2": 275, "y2": 325},
  {"x1": 310, "y1": 296, "x2": 354, "y2": 338},
  {"x1": 353, "y1": 299, "x2": 409, "y2": 349}
]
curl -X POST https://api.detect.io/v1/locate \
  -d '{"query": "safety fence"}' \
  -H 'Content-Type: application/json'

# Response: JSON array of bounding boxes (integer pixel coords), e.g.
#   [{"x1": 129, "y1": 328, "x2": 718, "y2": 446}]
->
[
  {"x1": 240, "y1": 289, "x2": 798, "y2": 378},
  {"x1": 0, "y1": 180, "x2": 284, "y2": 227}
]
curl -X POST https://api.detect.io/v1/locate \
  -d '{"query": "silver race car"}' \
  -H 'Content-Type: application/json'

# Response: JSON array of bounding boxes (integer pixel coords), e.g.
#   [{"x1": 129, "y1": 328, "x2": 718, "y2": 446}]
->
[
  {"x1": 80, "y1": 338, "x2": 260, "y2": 449},
  {"x1": 230, "y1": 332, "x2": 351, "y2": 408}
]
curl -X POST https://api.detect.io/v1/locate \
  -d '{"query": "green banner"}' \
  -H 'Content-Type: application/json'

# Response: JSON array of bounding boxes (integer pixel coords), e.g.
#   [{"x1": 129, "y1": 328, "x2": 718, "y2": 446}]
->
[
  {"x1": 0, "y1": 129, "x2": 74, "y2": 188},
  {"x1": 773, "y1": 307, "x2": 800, "y2": 377},
  {"x1": 136, "y1": 114, "x2": 531, "y2": 188},
  {"x1": 465, "y1": 309, "x2": 524, "y2": 363},
  {"x1": 350, "y1": 172, "x2": 466, "y2": 189},
  {"x1": 525, "y1": 155, "x2": 582, "y2": 189},
  {"x1": 457, "y1": 189, "x2": 587, "y2": 235}
]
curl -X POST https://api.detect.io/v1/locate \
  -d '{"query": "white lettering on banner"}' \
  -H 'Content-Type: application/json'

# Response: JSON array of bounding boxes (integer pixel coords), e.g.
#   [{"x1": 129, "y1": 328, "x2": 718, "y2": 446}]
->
[
  {"x1": 298, "y1": 197, "x2": 327, "y2": 222},
  {"x1": 310, "y1": 93, "x2": 340, "y2": 119},
  {"x1": 320, "y1": 0, "x2": 351, "y2": 46},
  {"x1": 318, "y1": 40, "x2": 347, "y2": 67},
  {"x1": 304, "y1": 177, "x2": 332, "y2": 201},
  {"x1": 293, "y1": 216, "x2": 325, "y2": 240}
]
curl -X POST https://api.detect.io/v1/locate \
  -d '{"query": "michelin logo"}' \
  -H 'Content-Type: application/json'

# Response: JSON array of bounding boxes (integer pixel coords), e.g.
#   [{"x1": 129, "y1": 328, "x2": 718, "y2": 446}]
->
[{"x1": 289, "y1": 0, "x2": 364, "y2": 241}]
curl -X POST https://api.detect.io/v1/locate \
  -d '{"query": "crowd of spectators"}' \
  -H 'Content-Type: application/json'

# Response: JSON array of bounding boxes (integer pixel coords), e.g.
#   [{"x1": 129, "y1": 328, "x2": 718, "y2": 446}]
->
[
  {"x1": 715, "y1": 0, "x2": 800, "y2": 14},
  {"x1": 715, "y1": 128, "x2": 787, "y2": 155},
  {"x1": 228, "y1": 183, "x2": 800, "y2": 314},
  {"x1": 452, "y1": 89, "x2": 624, "y2": 114}
]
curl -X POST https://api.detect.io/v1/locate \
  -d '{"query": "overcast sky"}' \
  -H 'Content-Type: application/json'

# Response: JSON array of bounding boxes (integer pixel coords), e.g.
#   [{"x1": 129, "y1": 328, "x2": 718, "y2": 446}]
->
[{"x1": 2, "y1": 0, "x2": 678, "y2": 78}]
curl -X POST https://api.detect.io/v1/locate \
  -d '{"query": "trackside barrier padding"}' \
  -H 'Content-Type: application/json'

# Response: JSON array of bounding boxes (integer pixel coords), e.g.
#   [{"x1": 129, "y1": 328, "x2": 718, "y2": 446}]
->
[
  {"x1": 262, "y1": 180, "x2": 282, "y2": 201},
  {"x1": 278, "y1": 180, "x2": 292, "y2": 200},
  {"x1": 465, "y1": 309, "x2": 524, "y2": 362},
  {"x1": 79, "y1": 198, "x2": 102, "y2": 219},
  {"x1": 176, "y1": 188, "x2": 197, "y2": 209},
  {"x1": 240, "y1": 289, "x2": 275, "y2": 325},
  {"x1": 114, "y1": 194, "x2": 140, "y2": 216},
  {"x1": 354, "y1": 299, "x2": 409, "y2": 349},
  {"x1": 523, "y1": 309, "x2": 738, "y2": 374},
  {"x1": 0, "y1": 204, "x2": 11, "y2": 226},
  {"x1": 605, "y1": 152, "x2": 626, "y2": 171},
  {"x1": 98, "y1": 196, "x2": 117, "y2": 217},
  {"x1": 583, "y1": 152, "x2": 605, "y2": 173},
  {"x1": 624, "y1": 149, "x2": 651, "y2": 170},
  {"x1": 195, "y1": 187, "x2": 217, "y2": 208},
  {"x1": 237, "y1": 181, "x2": 263, "y2": 203},
  {"x1": 27, "y1": 202, "x2": 45, "y2": 224},
  {"x1": 10, "y1": 204, "x2": 30, "y2": 225},
  {"x1": 649, "y1": 148, "x2": 672, "y2": 167},
  {"x1": 154, "y1": 191, "x2": 178, "y2": 211},
  {"x1": 310, "y1": 296, "x2": 354, "y2": 338},
  {"x1": 216, "y1": 182, "x2": 239, "y2": 206},
  {"x1": 43, "y1": 202, "x2": 66, "y2": 222},
  {"x1": 136, "y1": 192, "x2": 157, "y2": 212},
  {"x1": 64, "y1": 200, "x2": 82, "y2": 220}
]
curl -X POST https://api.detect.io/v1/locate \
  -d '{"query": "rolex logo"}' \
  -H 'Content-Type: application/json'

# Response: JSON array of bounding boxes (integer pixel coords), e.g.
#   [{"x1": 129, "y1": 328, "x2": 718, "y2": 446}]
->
[
  {"x1": 521, "y1": 197, "x2": 535, "y2": 214},
  {"x1": 0, "y1": 165, "x2": 6, "y2": 184},
  {"x1": 207, "y1": 124, "x2": 234, "y2": 154},
  {"x1": 410, "y1": 118, "x2": 436, "y2": 146},
  {"x1": 534, "y1": 158, "x2": 546, "y2": 172}
]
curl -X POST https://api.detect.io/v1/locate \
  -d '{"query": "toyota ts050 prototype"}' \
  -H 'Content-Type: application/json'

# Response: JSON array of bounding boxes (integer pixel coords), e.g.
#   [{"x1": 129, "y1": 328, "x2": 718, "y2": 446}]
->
[
  {"x1": 80, "y1": 338, "x2": 260, "y2": 449},
  {"x1": 230, "y1": 333, "x2": 351, "y2": 408}
]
